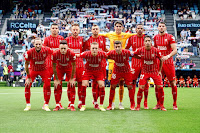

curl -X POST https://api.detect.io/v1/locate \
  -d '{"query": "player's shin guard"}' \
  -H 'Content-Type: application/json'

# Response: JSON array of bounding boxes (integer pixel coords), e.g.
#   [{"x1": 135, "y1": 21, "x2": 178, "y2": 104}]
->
[
  {"x1": 54, "y1": 84, "x2": 62, "y2": 104},
  {"x1": 109, "y1": 89, "x2": 115, "y2": 106},
  {"x1": 92, "y1": 81, "x2": 98, "y2": 103},
  {"x1": 58, "y1": 81, "x2": 62, "y2": 103},
  {"x1": 25, "y1": 84, "x2": 32, "y2": 104},
  {"x1": 144, "y1": 84, "x2": 149, "y2": 105},
  {"x1": 155, "y1": 86, "x2": 159, "y2": 105},
  {"x1": 172, "y1": 86, "x2": 177, "y2": 106},
  {"x1": 158, "y1": 87, "x2": 164, "y2": 107},
  {"x1": 129, "y1": 88, "x2": 135, "y2": 106},
  {"x1": 67, "y1": 83, "x2": 71, "y2": 103},
  {"x1": 119, "y1": 79, "x2": 124, "y2": 103},
  {"x1": 43, "y1": 86, "x2": 51, "y2": 105},
  {"x1": 99, "y1": 87, "x2": 105, "y2": 105},
  {"x1": 78, "y1": 82, "x2": 82, "y2": 102},
  {"x1": 81, "y1": 86, "x2": 87, "y2": 105},
  {"x1": 70, "y1": 84, "x2": 76, "y2": 105},
  {"x1": 137, "y1": 88, "x2": 143, "y2": 107}
]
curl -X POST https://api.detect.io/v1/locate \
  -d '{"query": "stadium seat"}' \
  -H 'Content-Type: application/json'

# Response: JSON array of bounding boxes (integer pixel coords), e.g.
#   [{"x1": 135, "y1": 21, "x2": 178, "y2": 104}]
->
[
  {"x1": 38, "y1": 10, "x2": 42, "y2": 14},
  {"x1": 195, "y1": 10, "x2": 199, "y2": 14},
  {"x1": 0, "y1": 10, "x2": 2, "y2": 14},
  {"x1": 157, "y1": 14, "x2": 161, "y2": 18},
  {"x1": 191, "y1": 9, "x2": 194, "y2": 12},
  {"x1": 174, "y1": 10, "x2": 178, "y2": 14},
  {"x1": 144, "y1": 14, "x2": 148, "y2": 19},
  {"x1": 190, "y1": 7, "x2": 194, "y2": 10},
  {"x1": 29, "y1": 12, "x2": 33, "y2": 17},
  {"x1": 161, "y1": 10, "x2": 165, "y2": 14},
  {"x1": 34, "y1": 10, "x2": 37, "y2": 14},
  {"x1": 13, "y1": 10, "x2": 16, "y2": 14}
]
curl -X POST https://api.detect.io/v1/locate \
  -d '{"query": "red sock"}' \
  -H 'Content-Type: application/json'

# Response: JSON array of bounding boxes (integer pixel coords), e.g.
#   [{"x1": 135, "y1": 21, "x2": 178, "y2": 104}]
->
[
  {"x1": 92, "y1": 81, "x2": 98, "y2": 103},
  {"x1": 78, "y1": 82, "x2": 82, "y2": 101},
  {"x1": 155, "y1": 86, "x2": 159, "y2": 105},
  {"x1": 58, "y1": 81, "x2": 62, "y2": 103},
  {"x1": 109, "y1": 89, "x2": 115, "y2": 105},
  {"x1": 131, "y1": 84, "x2": 136, "y2": 106},
  {"x1": 43, "y1": 82, "x2": 51, "y2": 104},
  {"x1": 67, "y1": 84, "x2": 71, "y2": 103},
  {"x1": 70, "y1": 83, "x2": 76, "y2": 105},
  {"x1": 54, "y1": 86, "x2": 60, "y2": 104},
  {"x1": 25, "y1": 83, "x2": 32, "y2": 104},
  {"x1": 81, "y1": 86, "x2": 87, "y2": 105},
  {"x1": 137, "y1": 88, "x2": 143, "y2": 107},
  {"x1": 99, "y1": 87, "x2": 105, "y2": 105},
  {"x1": 158, "y1": 87, "x2": 164, "y2": 107},
  {"x1": 144, "y1": 84, "x2": 149, "y2": 104},
  {"x1": 129, "y1": 88, "x2": 135, "y2": 106},
  {"x1": 172, "y1": 86, "x2": 177, "y2": 106}
]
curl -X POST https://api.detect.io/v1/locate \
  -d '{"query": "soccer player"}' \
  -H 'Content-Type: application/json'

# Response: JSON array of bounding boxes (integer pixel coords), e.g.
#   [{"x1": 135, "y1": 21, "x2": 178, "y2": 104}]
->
[
  {"x1": 133, "y1": 35, "x2": 166, "y2": 111},
  {"x1": 52, "y1": 40, "x2": 76, "y2": 111},
  {"x1": 154, "y1": 22, "x2": 178, "y2": 110},
  {"x1": 125, "y1": 24, "x2": 149, "y2": 109},
  {"x1": 43, "y1": 23, "x2": 65, "y2": 109},
  {"x1": 77, "y1": 42, "x2": 107, "y2": 111},
  {"x1": 24, "y1": 38, "x2": 53, "y2": 111},
  {"x1": 164, "y1": 77, "x2": 170, "y2": 87},
  {"x1": 100, "y1": 21, "x2": 135, "y2": 109},
  {"x1": 179, "y1": 76, "x2": 185, "y2": 87},
  {"x1": 65, "y1": 23, "x2": 85, "y2": 108},
  {"x1": 186, "y1": 76, "x2": 192, "y2": 88},
  {"x1": 106, "y1": 41, "x2": 135, "y2": 110},
  {"x1": 193, "y1": 75, "x2": 198, "y2": 87},
  {"x1": 85, "y1": 24, "x2": 108, "y2": 109}
]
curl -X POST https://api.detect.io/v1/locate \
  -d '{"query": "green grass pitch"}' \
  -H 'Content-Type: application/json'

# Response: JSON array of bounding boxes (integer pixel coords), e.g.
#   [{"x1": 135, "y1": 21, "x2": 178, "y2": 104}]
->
[{"x1": 0, "y1": 87, "x2": 200, "y2": 133}]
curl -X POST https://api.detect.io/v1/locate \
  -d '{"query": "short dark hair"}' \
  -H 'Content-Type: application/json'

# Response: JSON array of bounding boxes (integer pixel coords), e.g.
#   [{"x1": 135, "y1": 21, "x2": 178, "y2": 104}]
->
[
  {"x1": 71, "y1": 23, "x2": 79, "y2": 27},
  {"x1": 92, "y1": 24, "x2": 98, "y2": 27},
  {"x1": 60, "y1": 40, "x2": 68, "y2": 45},
  {"x1": 144, "y1": 35, "x2": 152, "y2": 40},
  {"x1": 136, "y1": 23, "x2": 143, "y2": 28},
  {"x1": 51, "y1": 23, "x2": 58, "y2": 27},
  {"x1": 114, "y1": 21, "x2": 123, "y2": 26},
  {"x1": 158, "y1": 22, "x2": 166, "y2": 25},
  {"x1": 114, "y1": 40, "x2": 122, "y2": 45}
]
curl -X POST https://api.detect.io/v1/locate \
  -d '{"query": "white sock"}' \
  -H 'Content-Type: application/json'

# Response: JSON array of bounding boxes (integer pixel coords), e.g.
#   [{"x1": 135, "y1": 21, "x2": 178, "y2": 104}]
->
[
  {"x1": 78, "y1": 101, "x2": 82, "y2": 104},
  {"x1": 45, "y1": 104, "x2": 48, "y2": 106},
  {"x1": 94, "y1": 102, "x2": 98, "y2": 105},
  {"x1": 119, "y1": 102, "x2": 122, "y2": 105},
  {"x1": 70, "y1": 104, "x2": 74, "y2": 107},
  {"x1": 27, "y1": 104, "x2": 31, "y2": 106},
  {"x1": 56, "y1": 104, "x2": 60, "y2": 106}
]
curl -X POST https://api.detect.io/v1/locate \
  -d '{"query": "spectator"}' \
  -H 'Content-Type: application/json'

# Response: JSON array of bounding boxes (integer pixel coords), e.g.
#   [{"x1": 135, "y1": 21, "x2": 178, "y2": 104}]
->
[
  {"x1": 20, "y1": 64, "x2": 25, "y2": 75},
  {"x1": 3, "y1": 64, "x2": 8, "y2": 81},
  {"x1": 6, "y1": 43, "x2": 12, "y2": 55},
  {"x1": 8, "y1": 63, "x2": 13, "y2": 73},
  {"x1": 186, "y1": 28, "x2": 191, "y2": 39},
  {"x1": 9, "y1": 54, "x2": 14, "y2": 64},
  {"x1": 196, "y1": 29, "x2": 200, "y2": 37},
  {"x1": 0, "y1": 51, "x2": 3, "y2": 60},
  {"x1": 8, "y1": 69, "x2": 14, "y2": 86},
  {"x1": 190, "y1": 38, "x2": 198, "y2": 56},
  {"x1": 15, "y1": 51, "x2": 24, "y2": 64},
  {"x1": 0, "y1": 64, "x2": 3, "y2": 81},
  {"x1": 180, "y1": 29, "x2": 186, "y2": 40}
]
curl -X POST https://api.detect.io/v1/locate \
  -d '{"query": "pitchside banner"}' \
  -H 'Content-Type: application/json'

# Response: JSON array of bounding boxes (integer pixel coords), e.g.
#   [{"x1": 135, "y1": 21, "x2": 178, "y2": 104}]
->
[
  {"x1": 7, "y1": 20, "x2": 39, "y2": 31},
  {"x1": 176, "y1": 20, "x2": 200, "y2": 31}
]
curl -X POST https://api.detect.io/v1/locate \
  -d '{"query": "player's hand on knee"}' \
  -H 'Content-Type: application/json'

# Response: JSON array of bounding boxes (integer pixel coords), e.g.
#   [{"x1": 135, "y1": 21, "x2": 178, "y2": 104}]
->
[
  {"x1": 54, "y1": 80, "x2": 61, "y2": 88},
  {"x1": 25, "y1": 78, "x2": 32, "y2": 87},
  {"x1": 69, "y1": 78, "x2": 75, "y2": 87}
]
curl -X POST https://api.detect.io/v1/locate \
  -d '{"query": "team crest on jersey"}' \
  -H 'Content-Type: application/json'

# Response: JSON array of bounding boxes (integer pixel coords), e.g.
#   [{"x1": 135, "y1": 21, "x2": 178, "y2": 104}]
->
[
  {"x1": 98, "y1": 58, "x2": 101, "y2": 62},
  {"x1": 43, "y1": 54, "x2": 46, "y2": 57},
  {"x1": 100, "y1": 41, "x2": 103, "y2": 44},
  {"x1": 66, "y1": 58, "x2": 69, "y2": 61},
  {"x1": 123, "y1": 56, "x2": 126, "y2": 59},
  {"x1": 152, "y1": 54, "x2": 155, "y2": 57},
  {"x1": 165, "y1": 39, "x2": 168, "y2": 42},
  {"x1": 79, "y1": 41, "x2": 82, "y2": 44}
]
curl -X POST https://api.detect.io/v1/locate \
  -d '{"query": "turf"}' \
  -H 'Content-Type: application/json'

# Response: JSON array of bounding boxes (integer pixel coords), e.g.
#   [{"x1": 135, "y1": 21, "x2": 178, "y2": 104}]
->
[{"x1": 0, "y1": 87, "x2": 199, "y2": 133}]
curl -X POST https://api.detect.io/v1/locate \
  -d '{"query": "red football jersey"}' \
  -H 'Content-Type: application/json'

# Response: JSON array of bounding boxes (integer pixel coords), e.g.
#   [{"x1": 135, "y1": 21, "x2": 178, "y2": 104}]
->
[
  {"x1": 154, "y1": 33, "x2": 176, "y2": 64},
  {"x1": 193, "y1": 78, "x2": 198, "y2": 82},
  {"x1": 134, "y1": 46, "x2": 162, "y2": 74},
  {"x1": 80, "y1": 51, "x2": 107, "y2": 71},
  {"x1": 85, "y1": 35, "x2": 107, "y2": 67},
  {"x1": 126, "y1": 34, "x2": 145, "y2": 68},
  {"x1": 107, "y1": 49, "x2": 131, "y2": 73},
  {"x1": 52, "y1": 49, "x2": 76, "y2": 69},
  {"x1": 25, "y1": 47, "x2": 53, "y2": 71},
  {"x1": 43, "y1": 35, "x2": 64, "y2": 68},
  {"x1": 65, "y1": 36, "x2": 84, "y2": 68}
]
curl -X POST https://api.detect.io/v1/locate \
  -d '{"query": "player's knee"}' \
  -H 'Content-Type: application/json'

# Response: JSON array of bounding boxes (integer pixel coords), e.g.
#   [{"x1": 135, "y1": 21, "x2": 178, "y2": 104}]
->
[
  {"x1": 99, "y1": 84, "x2": 105, "y2": 88},
  {"x1": 139, "y1": 85, "x2": 145, "y2": 90},
  {"x1": 111, "y1": 85, "x2": 117, "y2": 90},
  {"x1": 157, "y1": 85, "x2": 163, "y2": 88},
  {"x1": 127, "y1": 85, "x2": 132, "y2": 90},
  {"x1": 133, "y1": 80, "x2": 136, "y2": 85}
]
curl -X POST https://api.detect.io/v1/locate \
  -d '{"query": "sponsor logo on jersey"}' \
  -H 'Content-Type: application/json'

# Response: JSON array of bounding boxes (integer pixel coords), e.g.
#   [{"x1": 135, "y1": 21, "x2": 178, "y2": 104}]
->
[
  {"x1": 66, "y1": 58, "x2": 69, "y2": 61},
  {"x1": 43, "y1": 54, "x2": 46, "y2": 57},
  {"x1": 116, "y1": 63, "x2": 125, "y2": 67},
  {"x1": 89, "y1": 64, "x2": 99, "y2": 67},
  {"x1": 152, "y1": 54, "x2": 155, "y2": 57},
  {"x1": 100, "y1": 41, "x2": 103, "y2": 44},
  {"x1": 144, "y1": 60, "x2": 153, "y2": 65},
  {"x1": 165, "y1": 39, "x2": 168, "y2": 42},
  {"x1": 157, "y1": 46, "x2": 167, "y2": 50},
  {"x1": 123, "y1": 56, "x2": 126, "y2": 59}
]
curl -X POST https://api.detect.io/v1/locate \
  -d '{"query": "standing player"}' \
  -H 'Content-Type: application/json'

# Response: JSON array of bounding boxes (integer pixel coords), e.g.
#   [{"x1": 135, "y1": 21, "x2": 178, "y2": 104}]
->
[
  {"x1": 179, "y1": 76, "x2": 185, "y2": 87},
  {"x1": 193, "y1": 75, "x2": 198, "y2": 87},
  {"x1": 85, "y1": 24, "x2": 108, "y2": 109},
  {"x1": 52, "y1": 40, "x2": 76, "y2": 111},
  {"x1": 186, "y1": 76, "x2": 192, "y2": 88},
  {"x1": 100, "y1": 21, "x2": 135, "y2": 109},
  {"x1": 154, "y1": 22, "x2": 178, "y2": 110},
  {"x1": 133, "y1": 35, "x2": 166, "y2": 111},
  {"x1": 24, "y1": 38, "x2": 53, "y2": 111},
  {"x1": 77, "y1": 42, "x2": 107, "y2": 111},
  {"x1": 43, "y1": 23, "x2": 65, "y2": 109},
  {"x1": 65, "y1": 23, "x2": 85, "y2": 108},
  {"x1": 164, "y1": 77, "x2": 170, "y2": 87},
  {"x1": 106, "y1": 41, "x2": 135, "y2": 110},
  {"x1": 125, "y1": 24, "x2": 149, "y2": 109}
]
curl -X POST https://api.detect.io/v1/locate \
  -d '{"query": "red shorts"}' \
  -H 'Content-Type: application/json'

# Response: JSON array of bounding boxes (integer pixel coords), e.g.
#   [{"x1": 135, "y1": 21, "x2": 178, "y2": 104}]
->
[
  {"x1": 75, "y1": 67, "x2": 84, "y2": 82},
  {"x1": 48, "y1": 67, "x2": 54, "y2": 77},
  {"x1": 82, "y1": 70, "x2": 105, "y2": 81},
  {"x1": 131, "y1": 67, "x2": 141, "y2": 80},
  {"x1": 186, "y1": 81, "x2": 192, "y2": 84},
  {"x1": 179, "y1": 81, "x2": 185, "y2": 83},
  {"x1": 111, "y1": 71, "x2": 133, "y2": 85},
  {"x1": 27, "y1": 69, "x2": 51, "y2": 84},
  {"x1": 57, "y1": 68, "x2": 72, "y2": 81},
  {"x1": 162, "y1": 63, "x2": 176, "y2": 81},
  {"x1": 139, "y1": 73, "x2": 163, "y2": 85}
]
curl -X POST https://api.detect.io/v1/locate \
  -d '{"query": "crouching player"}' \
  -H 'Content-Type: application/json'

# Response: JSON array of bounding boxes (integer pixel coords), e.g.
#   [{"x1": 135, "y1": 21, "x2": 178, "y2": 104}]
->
[
  {"x1": 133, "y1": 35, "x2": 166, "y2": 111},
  {"x1": 77, "y1": 42, "x2": 107, "y2": 111},
  {"x1": 24, "y1": 38, "x2": 53, "y2": 111},
  {"x1": 193, "y1": 75, "x2": 199, "y2": 87},
  {"x1": 52, "y1": 40, "x2": 76, "y2": 111},
  {"x1": 106, "y1": 41, "x2": 135, "y2": 110}
]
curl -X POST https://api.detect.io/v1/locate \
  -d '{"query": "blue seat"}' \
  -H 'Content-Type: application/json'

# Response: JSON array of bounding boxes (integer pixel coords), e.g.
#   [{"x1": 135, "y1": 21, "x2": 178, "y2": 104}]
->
[
  {"x1": 161, "y1": 10, "x2": 165, "y2": 14},
  {"x1": 29, "y1": 12, "x2": 32, "y2": 17},
  {"x1": 34, "y1": 10, "x2": 37, "y2": 14},
  {"x1": 38, "y1": 10, "x2": 42, "y2": 14},
  {"x1": 144, "y1": 14, "x2": 148, "y2": 19},
  {"x1": 157, "y1": 14, "x2": 161, "y2": 18},
  {"x1": 190, "y1": 7, "x2": 194, "y2": 10},
  {"x1": 13, "y1": 10, "x2": 16, "y2": 14},
  {"x1": 0, "y1": 10, "x2": 2, "y2": 14},
  {"x1": 174, "y1": 10, "x2": 178, "y2": 14},
  {"x1": 195, "y1": 10, "x2": 199, "y2": 14},
  {"x1": 191, "y1": 9, "x2": 194, "y2": 12}
]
